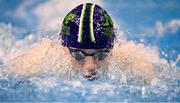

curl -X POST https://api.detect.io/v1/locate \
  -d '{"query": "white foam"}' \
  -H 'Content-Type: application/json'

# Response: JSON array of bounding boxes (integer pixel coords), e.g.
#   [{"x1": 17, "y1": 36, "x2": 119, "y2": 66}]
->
[
  {"x1": 7, "y1": 38, "x2": 73, "y2": 77},
  {"x1": 0, "y1": 20, "x2": 179, "y2": 93},
  {"x1": 30, "y1": 77, "x2": 58, "y2": 92},
  {"x1": 4, "y1": 36, "x2": 179, "y2": 85},
  {"x1": 91, "y1": 83, "x2": 115, "y2": 94}
]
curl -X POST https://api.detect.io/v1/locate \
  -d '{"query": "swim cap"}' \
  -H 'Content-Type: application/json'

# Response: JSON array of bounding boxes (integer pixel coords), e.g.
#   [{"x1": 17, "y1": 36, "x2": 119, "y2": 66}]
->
[{"x1": 60, "y1": 3, "x2": 115, "y2": 49}]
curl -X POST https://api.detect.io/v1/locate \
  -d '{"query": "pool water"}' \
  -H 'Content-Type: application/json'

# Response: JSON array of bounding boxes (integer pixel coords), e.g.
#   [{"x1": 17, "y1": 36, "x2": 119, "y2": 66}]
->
[
  {"x1": 0, "y1": 42, "x2": 179, "y2": 102},
  {"x1": 0, "y1": 1, "x2": 180, "y2": 102}
]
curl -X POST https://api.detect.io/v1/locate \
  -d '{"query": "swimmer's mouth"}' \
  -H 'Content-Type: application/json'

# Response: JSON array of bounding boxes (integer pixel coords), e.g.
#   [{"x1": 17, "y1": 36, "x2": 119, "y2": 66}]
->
[
  {"x1": 83, "y1": 70, "x2": 99, "y2": 81},
  {"x1": 84, "y1": 74, "x2": 99, "y2": 81}
]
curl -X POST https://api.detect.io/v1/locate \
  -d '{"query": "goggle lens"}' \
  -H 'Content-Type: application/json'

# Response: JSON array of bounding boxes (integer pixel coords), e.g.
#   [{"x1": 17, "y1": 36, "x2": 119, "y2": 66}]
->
[
  {"x1": 71, "y1": 50, "x2": 85, "y2": 60},
  {"x1": 69, "y1": 48, "x2": 109, "y2": 60}
]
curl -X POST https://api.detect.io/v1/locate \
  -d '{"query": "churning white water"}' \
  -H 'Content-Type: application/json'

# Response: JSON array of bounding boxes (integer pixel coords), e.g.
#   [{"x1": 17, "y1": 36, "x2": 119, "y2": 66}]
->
[{"x1": 0, "y1": 23, "x2": 179, "y2": 102}]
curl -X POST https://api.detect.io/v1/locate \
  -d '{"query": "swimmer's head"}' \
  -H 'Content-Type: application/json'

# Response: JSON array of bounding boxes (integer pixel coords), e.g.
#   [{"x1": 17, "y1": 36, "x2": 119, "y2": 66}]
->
[{"x1": 60, "y1": 3, "x2": 115, "y2": 80}]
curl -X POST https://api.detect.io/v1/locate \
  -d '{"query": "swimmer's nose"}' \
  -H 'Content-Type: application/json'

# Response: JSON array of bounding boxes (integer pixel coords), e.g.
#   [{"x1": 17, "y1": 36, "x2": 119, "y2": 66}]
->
[
  {"x1": 84, "y1": 69, "x2": 98, "y2": 81},
  {"x1": 82, "y1": 57, "x2": 99, "y2": 80},
  {"x1": 83, "y1": 57, "x2": 97, "y2": 69}
]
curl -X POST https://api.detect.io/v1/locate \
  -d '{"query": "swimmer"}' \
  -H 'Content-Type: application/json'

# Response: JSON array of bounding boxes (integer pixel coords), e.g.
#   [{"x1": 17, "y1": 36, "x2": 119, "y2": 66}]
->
[
  {"x1": 8, "y1": 3, "x2": 157, "y2": 82},
  {"x1": 60, "y1": 3, "x2": 115, "y2": 80}
]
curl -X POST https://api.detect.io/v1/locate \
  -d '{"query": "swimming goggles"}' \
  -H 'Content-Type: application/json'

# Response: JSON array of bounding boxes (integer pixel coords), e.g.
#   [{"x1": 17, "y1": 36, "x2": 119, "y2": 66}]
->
[{"x1": 69, "y1": 48, "x2": 110, "y2": 60}]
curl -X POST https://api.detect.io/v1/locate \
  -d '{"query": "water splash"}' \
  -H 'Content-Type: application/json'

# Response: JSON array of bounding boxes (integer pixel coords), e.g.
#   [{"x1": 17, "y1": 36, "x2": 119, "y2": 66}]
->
[{"x1": 0, "y1": 23, "x2": 179, "y2": 102}]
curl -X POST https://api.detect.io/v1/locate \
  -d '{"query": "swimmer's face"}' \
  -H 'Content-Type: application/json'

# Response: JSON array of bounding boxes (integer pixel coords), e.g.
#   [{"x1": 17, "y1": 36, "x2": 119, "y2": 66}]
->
[{"x1": 69, "y1": 47, "x2": 110, "y2": 80}]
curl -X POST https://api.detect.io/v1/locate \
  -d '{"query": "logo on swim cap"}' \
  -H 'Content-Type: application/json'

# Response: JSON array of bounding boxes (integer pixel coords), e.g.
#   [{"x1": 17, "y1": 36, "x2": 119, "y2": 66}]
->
[{"x1": 60, "y1": 3, "x2": 115, "y2": 49}]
